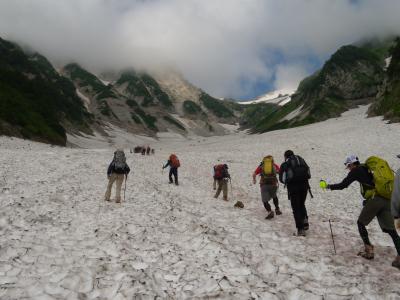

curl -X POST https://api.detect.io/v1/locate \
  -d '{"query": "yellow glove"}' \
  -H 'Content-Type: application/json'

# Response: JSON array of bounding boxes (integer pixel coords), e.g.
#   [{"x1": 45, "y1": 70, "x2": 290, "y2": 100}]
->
[{"x1": 319, "y1": 180, "x2": 328, "y2": 189}]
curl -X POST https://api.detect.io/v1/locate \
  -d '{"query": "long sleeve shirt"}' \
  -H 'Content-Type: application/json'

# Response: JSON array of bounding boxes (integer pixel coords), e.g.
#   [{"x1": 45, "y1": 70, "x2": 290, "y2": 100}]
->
[
  {"x1": 329, "y1": 166, "x2": 373, "y2": 191},
  {"x1": 253, "y1": 163, "x2": 280, "y2": 185}
]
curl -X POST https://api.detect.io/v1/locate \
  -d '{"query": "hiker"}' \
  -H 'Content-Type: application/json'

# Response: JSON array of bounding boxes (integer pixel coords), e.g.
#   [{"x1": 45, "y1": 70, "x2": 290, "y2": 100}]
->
[
  {"x1": 253, "y1": 155, "x2": 281, "y2": 219},
  {"x1": 105, "y1": 149, "x2": 130, "y2": 203},
  {"x1": 163, "y1": 154, "x2": 180, "y2": 185},
  {"x1": 392, "y1": 154, "x2": 400, "y2": 231},
  {"x1": 213, "y1": 164, "x2": 230, "y2": 201},
  {"x1": 279, "y1": 150, "x2": 311, "y2": 236},
  {"x1": 320, "y1": 155, "x2": 400, "y2": 269},
  {"x1": 141, "y1": 147, "x2": 146, "y2": 155},
  {"x1": 146, "y1": 146, "x2": 150, "y2": 155}
]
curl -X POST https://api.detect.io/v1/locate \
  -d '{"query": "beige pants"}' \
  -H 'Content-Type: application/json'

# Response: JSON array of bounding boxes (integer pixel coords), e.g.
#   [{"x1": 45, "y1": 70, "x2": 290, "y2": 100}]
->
[
  {"x1": 105, "y1": 173, "x2": 125, "y2": 202},
  {"x1": 214, "y1": 179, "x2": 228, "y2": 200}
]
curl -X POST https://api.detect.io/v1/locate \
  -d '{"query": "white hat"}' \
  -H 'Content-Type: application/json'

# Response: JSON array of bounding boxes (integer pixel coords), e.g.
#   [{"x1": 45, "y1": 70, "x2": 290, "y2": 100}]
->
[{"x1": 344, "y1": 154, "x2": 359, "y2": 166}]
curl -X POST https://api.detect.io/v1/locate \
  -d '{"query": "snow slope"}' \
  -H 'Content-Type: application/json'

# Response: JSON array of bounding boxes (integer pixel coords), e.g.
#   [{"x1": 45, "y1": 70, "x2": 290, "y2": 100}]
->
[
  {"x1": 239, "y1": 89, "x2": 294, "y2": 106},
  {"x1": 1, "y1": 106, "x2": 400, "y2": 299}
]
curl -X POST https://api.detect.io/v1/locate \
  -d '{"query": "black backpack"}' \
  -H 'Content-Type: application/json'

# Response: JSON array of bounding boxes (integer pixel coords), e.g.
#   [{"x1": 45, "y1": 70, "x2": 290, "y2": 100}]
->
[
  {"x1": 284, "y1": 155, "x2": 311, "y2": 184},
  {"x1": 113, "y1": 150, "x2": 127, "y2": 173}
]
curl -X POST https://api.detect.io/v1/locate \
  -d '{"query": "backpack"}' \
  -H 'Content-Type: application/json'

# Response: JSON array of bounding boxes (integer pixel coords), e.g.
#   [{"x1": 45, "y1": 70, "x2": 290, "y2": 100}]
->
[
  {"x1": 284, "y1": 155, "x2": 311, "y2": 184},
  {"x1": 363, "y1": 156, "x2": 394, "y2": 200},
  {"x1": 113, "y1": 150, "x2": 126, "y2": 172},
  {"x1": 214, "y1": 164, "x2": 227, "y2": 180},
  {"x1": 170, "y1": 154, "x2": 180, "y2": 168},
  {"x1": 261, "y1": 156, "x2": 275, "y2": 177}
]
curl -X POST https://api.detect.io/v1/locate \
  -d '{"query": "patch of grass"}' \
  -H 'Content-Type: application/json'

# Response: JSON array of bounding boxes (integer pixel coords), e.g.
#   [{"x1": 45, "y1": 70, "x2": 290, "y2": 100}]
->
[
  {"x1": 126, "y1": 99, "x2": 138, "y2": 108},
  {"x1": 163, "y1": 115, "x2": 185, "y2": 131},
  {"x1": 134, "y1": 107, "x2": 157, "y2": 130},
  {"x1": 199, "y1": 93, "x2": 233, "y2": 118},
  {"x1": 131, "y1": 113, "x2": 142, "y2": 124},
  {"x1": 0, "y1": 39, "x2": 90, "y2": 145},
  {"x1": 183, "y1": 100, "x2": 203, "y2": 114}
]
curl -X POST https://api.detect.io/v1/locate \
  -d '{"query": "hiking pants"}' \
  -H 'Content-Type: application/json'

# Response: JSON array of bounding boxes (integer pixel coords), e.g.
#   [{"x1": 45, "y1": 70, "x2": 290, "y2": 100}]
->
[
  {"x1": 289, "y1": 188, "x2": 308, "y2": 230},
  {"x1": 215, "y1": 179, "x2": 228, "y2": 200},
  {"x1": 260, "y1": 184, "x2": 278, "y2": 212},
  {"x1": 105, "y1": 173, "x2": 125, "y2": 202},
  {"x1": 169, "y1": 167, "x2": 178, "y2": 185},
  {"x1": 358, "y1": 196, "x2": 400, "y2": 255}
]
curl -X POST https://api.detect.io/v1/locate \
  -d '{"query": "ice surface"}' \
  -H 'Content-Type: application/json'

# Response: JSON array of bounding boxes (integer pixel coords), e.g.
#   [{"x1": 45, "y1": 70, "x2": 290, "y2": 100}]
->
[{"x1": 1, "y1": 106, "x2": 400, "y2": 298}]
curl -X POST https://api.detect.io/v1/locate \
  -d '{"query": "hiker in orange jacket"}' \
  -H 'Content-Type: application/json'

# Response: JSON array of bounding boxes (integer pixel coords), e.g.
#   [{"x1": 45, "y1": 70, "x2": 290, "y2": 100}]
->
[{"x1": 163, "y1": 154, "x2": 180, "y2": 185}]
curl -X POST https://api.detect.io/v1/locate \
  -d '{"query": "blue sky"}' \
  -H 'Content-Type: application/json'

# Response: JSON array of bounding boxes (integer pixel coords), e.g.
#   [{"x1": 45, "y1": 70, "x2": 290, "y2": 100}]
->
[{"x1": 1, "y1": 0, "x2": 400, "y2": 99}]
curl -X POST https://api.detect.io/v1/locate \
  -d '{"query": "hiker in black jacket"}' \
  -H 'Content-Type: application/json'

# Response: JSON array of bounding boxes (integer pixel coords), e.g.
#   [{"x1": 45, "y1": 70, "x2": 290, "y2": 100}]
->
[
  {"x1": 279, "y1": 150, "x2": 311, "y2": 236},
  {"x1": 320, "y1": 154, "x2": 400, "y2": 269}
]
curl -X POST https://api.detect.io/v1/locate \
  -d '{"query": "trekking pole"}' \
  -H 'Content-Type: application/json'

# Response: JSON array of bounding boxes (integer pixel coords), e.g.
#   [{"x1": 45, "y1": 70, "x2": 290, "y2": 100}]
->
[
  {"x1": 329, "y1": 219, "x2": 337, "y2": 255},
  {"x1": 230, "y1": 178, "x2": 233, "y2": 200},
  {"x1": 124, "y1": 175, "x2": 127, "y2": 202}
]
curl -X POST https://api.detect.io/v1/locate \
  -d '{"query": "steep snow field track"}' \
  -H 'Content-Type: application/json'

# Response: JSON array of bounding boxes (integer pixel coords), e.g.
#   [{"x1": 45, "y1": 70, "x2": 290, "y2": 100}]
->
[{"x1": 1, "y1": 106, "x2": 400, "y2": 299}]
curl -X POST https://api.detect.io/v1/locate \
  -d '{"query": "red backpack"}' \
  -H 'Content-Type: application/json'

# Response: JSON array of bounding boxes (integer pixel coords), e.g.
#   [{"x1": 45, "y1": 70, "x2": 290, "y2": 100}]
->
[
  {"x1": 170, "y1": 154, "x2": 180, "y2": 168},
  {"x1": 214, "y1": 164, "x2": 227, "y2": 180}
]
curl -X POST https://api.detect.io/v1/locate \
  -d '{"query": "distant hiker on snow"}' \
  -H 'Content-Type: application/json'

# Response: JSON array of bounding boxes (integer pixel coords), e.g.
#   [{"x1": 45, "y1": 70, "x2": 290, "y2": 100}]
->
[
  {"x1": 392, "y1": 155, "x2": 400, "y2": 231},
  {"x1": 163, "y1": 154, "x2": 180, "y2": 185},
  {"x1": 213, "y1": 164, "x2": 230, "y2": 201},
  {"x1": 253, "y1": 155, "x2": 282, "y2": 219},
  {"x1": 279, "y1": 150, "x2": 311, "y2": 236},
  {"x1": 320, "y1": 155, "x2": 400, "y2": 269},
  {"x1": 105, "y1": 149, "x2": 130, "y2": 203}
]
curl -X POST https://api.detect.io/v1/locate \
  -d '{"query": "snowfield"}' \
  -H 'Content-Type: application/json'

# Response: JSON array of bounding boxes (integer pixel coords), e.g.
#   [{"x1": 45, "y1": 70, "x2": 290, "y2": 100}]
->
[{"x1": 1, "y1": 106, "x2": 400, "y2": 299}]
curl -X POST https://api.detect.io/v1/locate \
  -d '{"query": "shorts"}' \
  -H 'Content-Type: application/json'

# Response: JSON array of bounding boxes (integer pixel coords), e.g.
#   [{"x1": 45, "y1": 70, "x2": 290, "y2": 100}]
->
[{"x1": 260, "y1": 184, "x2": 277, "y2": 205}]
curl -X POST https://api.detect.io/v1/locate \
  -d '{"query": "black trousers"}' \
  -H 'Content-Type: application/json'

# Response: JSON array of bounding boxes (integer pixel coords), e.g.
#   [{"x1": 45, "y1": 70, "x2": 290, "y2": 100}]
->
[
  {"x1": 289, "y1": 188, "x2": 308, "y2": 230},
  {"x1": 169, "y1": 167, "x2": 178, "y2": 184}
]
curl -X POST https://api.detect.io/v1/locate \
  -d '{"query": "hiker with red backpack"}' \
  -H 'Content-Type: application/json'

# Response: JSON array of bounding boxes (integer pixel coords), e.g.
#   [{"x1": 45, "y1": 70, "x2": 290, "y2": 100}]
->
[
  {"x1": 279, "y1": 150, "x2": 311, "y2": 236},
  {"x1": 253, "y1": 155, "x2": 281, "y2": 219},
  {"x1": 105, "y1": 149, "x2": 130, "y2": 203},
  {"x1": 163, "y1": 154, "x2": 180, "y2": 185},
  {"x1": 213, "y1": 164, "x2": 230, "y2": 201},
  {"x1": 320, "y1": 155, "x2": 400, "y2": 269}
]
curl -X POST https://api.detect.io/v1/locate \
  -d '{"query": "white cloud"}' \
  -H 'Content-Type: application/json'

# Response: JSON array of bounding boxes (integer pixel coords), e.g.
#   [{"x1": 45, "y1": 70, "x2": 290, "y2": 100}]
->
[{"x1": 1, "y1": 0, "x2": 400, "y2": 98}]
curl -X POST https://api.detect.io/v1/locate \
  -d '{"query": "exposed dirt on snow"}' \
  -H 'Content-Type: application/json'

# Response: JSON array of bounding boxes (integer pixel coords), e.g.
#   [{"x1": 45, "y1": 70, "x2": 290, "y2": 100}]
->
[{"x1": 1, "y1": 106, "x2": 400, "y2": 299}]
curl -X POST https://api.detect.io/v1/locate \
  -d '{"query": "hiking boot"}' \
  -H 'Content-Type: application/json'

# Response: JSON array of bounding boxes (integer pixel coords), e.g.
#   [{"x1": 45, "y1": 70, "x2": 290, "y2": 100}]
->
[
  {"x1": 304, "y1": 222, "x2": 309, "y2": 231},
  {"x1": 223, "y1": 197, "x2": 228, "y2": 201},
  {"x1": 175, "y1": 182, "x2": 179, "y2": 186},
  {"x1": 105, "y1": 198, "x2": 110, "y2": 202},
  {"x1": 297, "y1": 229, "x2": 306, "y2": 237},
  {"x1": 392, "y1": 256, "x2": 400, "y2": 269},
  {"x1": 304, "y1": 218, "x2": 309, "y2": 230},
  {"x1": 357, "y1": 244, "x2": 374, "y2": 260},
  {"x1": 275, "y1": 208, "x2": 282, "y2": 215},
  {"x1": 265, "y1": 211, "x2": 274, "y2": 219}
]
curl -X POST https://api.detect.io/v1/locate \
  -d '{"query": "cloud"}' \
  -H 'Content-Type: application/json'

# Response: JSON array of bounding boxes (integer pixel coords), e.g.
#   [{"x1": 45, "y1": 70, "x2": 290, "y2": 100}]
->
[{"x1": 1, "y1": 0, "x2": 400, "y2": 99}]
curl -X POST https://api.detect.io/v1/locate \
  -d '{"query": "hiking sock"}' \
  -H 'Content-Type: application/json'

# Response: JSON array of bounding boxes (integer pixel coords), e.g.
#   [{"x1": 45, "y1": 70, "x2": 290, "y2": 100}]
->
[
  {"x1": 384, "y1": 229, "x2": 400, "y2": 256},
  {"x1": 357, "y1": 221, "x2": 372, "y2": 245}
]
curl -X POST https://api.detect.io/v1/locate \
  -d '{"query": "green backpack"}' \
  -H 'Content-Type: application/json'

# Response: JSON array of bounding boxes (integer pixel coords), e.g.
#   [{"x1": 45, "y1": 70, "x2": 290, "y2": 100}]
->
[{"x1": 364, "y1": 156, "x2": 395, "y2": 200}]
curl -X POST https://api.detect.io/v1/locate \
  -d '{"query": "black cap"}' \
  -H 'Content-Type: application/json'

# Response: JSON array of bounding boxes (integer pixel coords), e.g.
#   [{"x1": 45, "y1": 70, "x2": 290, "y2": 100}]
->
[
  {"x1": 284, "y1": 150, "x2": 294, "y2": 159},
  {"x1": 397, "y1": 154, "x2": 400, "y2": 159}
]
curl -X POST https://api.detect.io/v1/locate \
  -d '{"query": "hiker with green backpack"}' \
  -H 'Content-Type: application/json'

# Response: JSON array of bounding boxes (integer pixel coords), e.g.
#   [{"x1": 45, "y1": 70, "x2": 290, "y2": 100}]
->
[
  {"x1": 320, "y1": 154, "x2": 400, "y2": 269},
  {"x1": 253, "y1": 155, "x2": 281, "y2": 219}
]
